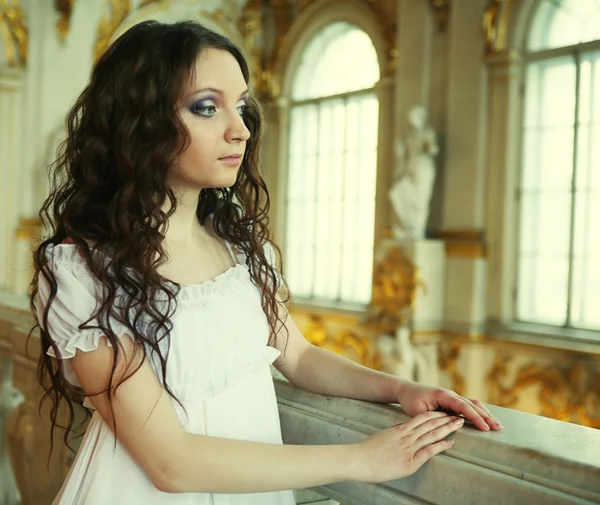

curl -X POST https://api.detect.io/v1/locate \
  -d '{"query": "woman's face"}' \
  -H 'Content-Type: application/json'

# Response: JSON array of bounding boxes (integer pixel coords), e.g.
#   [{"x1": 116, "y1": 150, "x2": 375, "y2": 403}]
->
[{"x1": 170, "y1": 48, "x2": 251, "y2": 192}]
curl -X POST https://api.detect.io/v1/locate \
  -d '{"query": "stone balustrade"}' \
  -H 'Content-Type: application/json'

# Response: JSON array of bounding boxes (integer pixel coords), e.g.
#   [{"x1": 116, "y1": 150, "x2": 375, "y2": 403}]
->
[
  {"x1": 1, "y1": 300, "x2": 599, "y2": 505},
  {"x1": 276, "y1": 379, "x2": 600, "y2": 505}
]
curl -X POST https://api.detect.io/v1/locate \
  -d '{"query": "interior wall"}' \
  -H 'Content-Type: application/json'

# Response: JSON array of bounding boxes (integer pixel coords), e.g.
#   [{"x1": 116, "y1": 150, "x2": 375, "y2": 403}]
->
[{"x1": 0, "y1": 0, "x2": 598, "y2": 441}]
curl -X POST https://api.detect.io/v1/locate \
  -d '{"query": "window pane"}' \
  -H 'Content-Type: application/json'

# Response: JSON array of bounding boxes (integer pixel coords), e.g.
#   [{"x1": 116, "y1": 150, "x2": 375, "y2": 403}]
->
[
  {"x1": 292, "y1": 22, "x2": 380, "y2": 101},
  {"x1": 570, "y1": 49, "x2": 600, "y2": 330},
  {"x1": 516, "y1": 255, "x2": 569, "y2": 325},
  {"x1": 517, "y1": 58, "x2": 575, "y2": 325},
  {"x1": 528, "y1": 0, "x2": 600, "y2": 51},
  {"x1": 524, "y1": 58, "x2": 576, "y2": 129},
  {"x1": 286, "y1": 94, "x2": 378, "y2": 304},
  {"x1": 520, "y1": 4, "x2": 600, "y2": 332}
]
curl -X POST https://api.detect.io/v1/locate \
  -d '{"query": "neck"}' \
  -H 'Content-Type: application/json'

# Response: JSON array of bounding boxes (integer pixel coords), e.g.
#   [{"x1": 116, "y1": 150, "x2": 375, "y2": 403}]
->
[{"x1": 162, "y1": 187, "x2": 205, "y2": 244}]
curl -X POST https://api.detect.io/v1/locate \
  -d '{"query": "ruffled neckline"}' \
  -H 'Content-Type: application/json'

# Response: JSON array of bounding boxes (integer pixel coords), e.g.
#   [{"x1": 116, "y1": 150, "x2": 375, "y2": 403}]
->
[{"x1": 46, "y1": 243, "x2": 250, "y2": 302}]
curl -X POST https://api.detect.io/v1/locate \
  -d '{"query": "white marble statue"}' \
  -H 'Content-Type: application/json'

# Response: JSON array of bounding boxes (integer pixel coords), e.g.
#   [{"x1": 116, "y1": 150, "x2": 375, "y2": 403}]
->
[{"x1": 388, "y1": 106, "x2": 439, "y2": 240}]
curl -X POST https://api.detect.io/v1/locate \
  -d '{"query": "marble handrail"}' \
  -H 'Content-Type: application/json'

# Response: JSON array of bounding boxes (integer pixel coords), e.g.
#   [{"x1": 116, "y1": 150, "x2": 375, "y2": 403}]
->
[
  {"x1": 0, "y1": 357, "x2": 24, "y2": 505},
  {"x1": 275, "y1": 379, "x2": 600, "y2": 505}
]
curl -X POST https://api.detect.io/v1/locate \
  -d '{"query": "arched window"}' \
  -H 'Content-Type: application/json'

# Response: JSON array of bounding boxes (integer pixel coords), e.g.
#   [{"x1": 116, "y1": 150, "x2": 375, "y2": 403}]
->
[
  {"x1": 285, "y1": 22, "x2": 380, "y2": 305},
  {"x1": 516, "y1": 0, "x2": 600, "y2": 330}
]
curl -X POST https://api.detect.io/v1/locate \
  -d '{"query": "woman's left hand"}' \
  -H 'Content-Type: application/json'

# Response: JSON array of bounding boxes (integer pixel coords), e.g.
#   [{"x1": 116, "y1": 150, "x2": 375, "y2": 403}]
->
[{"x1": 398, "y1": 383, "x2": 503, "y2": 432}]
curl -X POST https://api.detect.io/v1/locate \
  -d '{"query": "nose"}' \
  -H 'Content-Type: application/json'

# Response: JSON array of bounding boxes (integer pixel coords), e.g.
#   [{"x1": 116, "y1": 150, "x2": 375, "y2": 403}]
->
[{"x1": 226, "y1": 110, "x2": 251, "y2": 144}]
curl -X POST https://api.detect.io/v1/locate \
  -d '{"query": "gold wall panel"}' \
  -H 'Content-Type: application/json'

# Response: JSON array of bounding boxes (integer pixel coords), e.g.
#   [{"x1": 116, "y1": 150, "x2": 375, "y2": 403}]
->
[
  {"x1": 292, "y1": 310, "x2": 382, "y2": 370},
  {"x1": 486, "y1": 352, "x2": 600, "y2": 429}
]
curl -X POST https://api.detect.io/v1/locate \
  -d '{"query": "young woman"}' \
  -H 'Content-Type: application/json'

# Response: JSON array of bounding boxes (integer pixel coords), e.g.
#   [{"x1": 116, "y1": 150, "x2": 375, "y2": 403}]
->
[{"x1": 30, "y1": 20, "x2": 501, "y2": 505}]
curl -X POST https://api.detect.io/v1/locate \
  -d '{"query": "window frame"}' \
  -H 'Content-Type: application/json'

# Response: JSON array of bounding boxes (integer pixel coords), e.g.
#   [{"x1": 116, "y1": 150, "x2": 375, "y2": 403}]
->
[
  {"x1": 511, "y1": 9, "x2": 600, "y2": 337},
  {"x1": 274, "y1": 2, "x2": 389, "y2": 312}
]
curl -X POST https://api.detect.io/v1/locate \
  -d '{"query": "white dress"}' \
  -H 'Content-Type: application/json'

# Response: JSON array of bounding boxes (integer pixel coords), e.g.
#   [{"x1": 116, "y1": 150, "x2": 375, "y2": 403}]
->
[{"x1": 37, "y1": 243, "x2": 296, "y2": 505}]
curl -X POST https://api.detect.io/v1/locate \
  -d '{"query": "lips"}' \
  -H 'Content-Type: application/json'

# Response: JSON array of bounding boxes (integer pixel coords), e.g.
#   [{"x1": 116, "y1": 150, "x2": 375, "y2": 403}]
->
[{"x1": 218, "y1": 154, "x2": 243, "y2": 166}]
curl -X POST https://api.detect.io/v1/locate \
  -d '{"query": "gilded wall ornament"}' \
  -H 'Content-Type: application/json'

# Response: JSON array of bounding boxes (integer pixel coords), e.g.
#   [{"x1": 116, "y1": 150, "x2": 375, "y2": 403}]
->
[
  {"x1": 483, "y1": 0, "x2": 514, "y2": 54},
  {"x1": 94, "y1": 0, "x2": 164, "y2": 61},
  {"x1": 487, "y1": 353, "x2": 600, "y2": 429},
  {"x1": 0, "y1": 0, "x2": 27, "y2": 67},
  {"x1": 367, "y1": 246, "x2": 420, "y2": 334},
  {"x1": 54, "y1": 0, "x2": 76, "y2": 42},
  {"x1": 94, "y1": 0, "x2": 131, "y2": 61},
  {"x1": 303, "y1": 315, "x2": 381, "y2": 370},
  {"x1": 437, "y1": 339, "x2": 465, "y2": 395}
]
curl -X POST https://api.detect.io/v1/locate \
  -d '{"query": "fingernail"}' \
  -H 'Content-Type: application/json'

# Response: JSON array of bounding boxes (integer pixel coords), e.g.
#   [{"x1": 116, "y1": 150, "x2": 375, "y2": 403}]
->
[{"x1": 455, "y1": 418, "x2": 464, "y2": 425}]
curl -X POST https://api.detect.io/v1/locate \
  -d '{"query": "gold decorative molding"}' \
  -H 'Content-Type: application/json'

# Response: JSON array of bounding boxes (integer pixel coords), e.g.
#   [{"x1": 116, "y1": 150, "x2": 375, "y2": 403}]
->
[
  {"x1": 15, "y1": 217, "x2": 41, "y2": 241},
  {"x1": 487, "y1": 353, "x2": 600, "y2": 429},
  {"x1": 429, "y1": 0, "x2": 450, "y2": 33},
  {"x1": 303, "y1": 315, "x2": 381, "y2": 370},
  {"x1": 483, "y1": 0, "x2": 514, "y2": 55},
  {"x1": 433, "y1": 229, "x2": 487, "y2": 258},
  {"x1": 438, "y1": 339, "x2": 465, "y2": 395},
  {"x1": 368, "y1": 246, "x2": 419, "y2": 334},
  {"x1": 54, "y1": 0, "x2": 76, "y2": 42},
  {"x1": 0, "y1": 0, "x2": 28, "y2": 67},
  {"x1": 445, "y1": 241, "x2": 487, "y2": 258}
]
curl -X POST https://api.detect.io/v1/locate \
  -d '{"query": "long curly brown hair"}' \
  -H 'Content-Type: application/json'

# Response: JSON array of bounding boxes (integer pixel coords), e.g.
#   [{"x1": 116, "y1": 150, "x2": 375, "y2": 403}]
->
[{"x1": 28, "y1": 20, "x2": 288, "y2": 455}]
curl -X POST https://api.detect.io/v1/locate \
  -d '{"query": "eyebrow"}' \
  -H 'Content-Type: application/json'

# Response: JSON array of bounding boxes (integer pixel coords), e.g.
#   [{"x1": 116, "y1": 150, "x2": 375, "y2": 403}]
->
[{"x1": 187, "y1": 87, "x2": 249, "y2": 100}]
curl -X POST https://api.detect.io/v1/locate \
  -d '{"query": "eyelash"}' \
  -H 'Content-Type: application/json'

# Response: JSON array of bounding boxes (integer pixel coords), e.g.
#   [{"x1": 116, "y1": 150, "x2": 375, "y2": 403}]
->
[{"x1": 191, "y1": 100, "x2": 247, "y2": 118}]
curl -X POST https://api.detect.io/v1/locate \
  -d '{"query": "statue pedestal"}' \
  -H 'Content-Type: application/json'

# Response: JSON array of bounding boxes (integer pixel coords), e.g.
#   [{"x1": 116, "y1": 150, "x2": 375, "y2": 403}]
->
[
  {"x1": 377, "y1": 238, "x2": 446, "y2": 332},
  {"x1": 374, "y1": 238, "x2": 446, "y2": 384}
]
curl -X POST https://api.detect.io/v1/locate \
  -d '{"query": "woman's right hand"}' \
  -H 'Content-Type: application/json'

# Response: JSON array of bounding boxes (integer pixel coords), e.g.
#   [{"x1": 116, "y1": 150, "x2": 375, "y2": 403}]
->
[{"x1": 352, "y1": 411, "x2": 464, "y2": 483}]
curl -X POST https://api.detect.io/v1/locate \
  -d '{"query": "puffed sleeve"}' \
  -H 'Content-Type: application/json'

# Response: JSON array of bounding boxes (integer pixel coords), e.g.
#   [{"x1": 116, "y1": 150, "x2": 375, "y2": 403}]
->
[{"x1": 35, "y1": 245, "x2": 129, "y2": 385}]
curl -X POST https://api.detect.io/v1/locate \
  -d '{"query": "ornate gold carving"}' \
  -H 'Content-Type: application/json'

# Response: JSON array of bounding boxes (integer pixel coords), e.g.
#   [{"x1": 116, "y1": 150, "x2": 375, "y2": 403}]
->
[
  {"x1": 483, "y1": 0, "x2": 514, "y2": 54},
  {"x1": 429, "y1": 0, "x2": 450, "y2": 33},
  {"x1": 487, "y1": 354, "x2": 600, "y2": 428},
  {"x1": 0, "y1": 0, "x2": 28, "y2": 67},
  {"x1": 54, "y1": 0, "x2": 76, "y2": 42},
  {"x1": 238, "y1": 2, "x2": 275, "y2": 99},
  {"x1": 93, "y1": 0, "x2": 171, "y2": 60},
  {"x1": 438, "y1": 339, "x2": 465, "y2": 395},
  {"x1": 368, "y1": 246, "x2": 419, "y2": 335},
  {"x1": 303, "y1": 315, "x2": 381, "y2": 370},
  {"x1": 94, "y1": 0, "x2": 131, "y2": 61}
]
